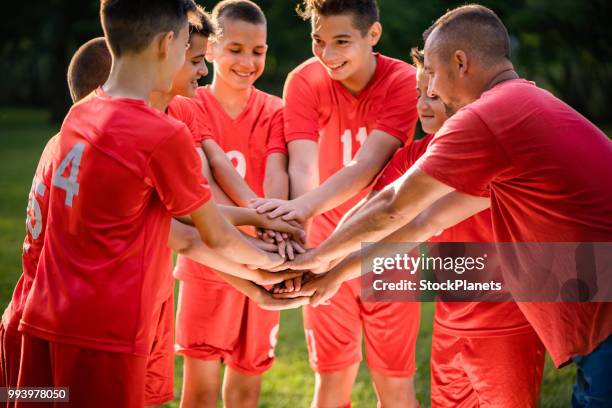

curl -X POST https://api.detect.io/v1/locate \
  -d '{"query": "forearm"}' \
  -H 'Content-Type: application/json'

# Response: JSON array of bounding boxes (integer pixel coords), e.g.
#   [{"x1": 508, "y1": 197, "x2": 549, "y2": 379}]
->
[
  {"x1": 211, "y1": 160, "x2": 257, "y2": 206},
  {"x1": 315, "y1": 170, "x2": 453, "y2": 263},
  {"x1": 264, "y1": 154, "x2": 289, "y2": 199},
  {"x1": 300, "y1": 160, "x2": 381, "y2": 218}
]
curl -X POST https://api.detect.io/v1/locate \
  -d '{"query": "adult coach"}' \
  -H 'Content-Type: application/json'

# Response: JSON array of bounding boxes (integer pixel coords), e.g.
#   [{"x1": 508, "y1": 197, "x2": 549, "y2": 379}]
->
[{"x1": 281, "y1": 4, "x2": 612, "y2": 406}]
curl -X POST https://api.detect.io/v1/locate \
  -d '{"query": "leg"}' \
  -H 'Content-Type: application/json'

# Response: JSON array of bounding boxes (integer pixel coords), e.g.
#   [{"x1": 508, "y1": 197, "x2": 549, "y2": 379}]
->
[
  {"x1": 144, "y1": 295, "x2": 175, "y2": 407},
  {"x1": 303, "y1": 279, "x2": 363, "y2": 408},
  {"x1": 430, "y1": 330, "x2": 477, "y2": 408},
  {"x1": 222, "y1": 368, "x2": 262, "y2": 408},
  {"x1": 361, "y1": 296, "x2": 420, "y2": 408},
  {"x1": 180, "y1": 357, "x2": 222, "y2": 408},
  {"x1": 313, "y1": 363, "x2": 359, "y2": 408},
  {"x1": 463, "y1": 329, "x2": 545, "y2": 407},
  {"x1": 370, "y1": 372, "x2": 417, "y2": 408},
  {"x1": 175, "y1": 280, "x2": 243, "y2": 408},
  {"x1": 572, "y1": 335, "x2": 612, "y2": 408}
]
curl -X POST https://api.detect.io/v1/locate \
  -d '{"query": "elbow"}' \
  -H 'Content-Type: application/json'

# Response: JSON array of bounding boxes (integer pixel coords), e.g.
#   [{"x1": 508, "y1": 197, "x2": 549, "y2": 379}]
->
[{"x1": 379, "y1": 187, "x2": 407, "y2": 223}]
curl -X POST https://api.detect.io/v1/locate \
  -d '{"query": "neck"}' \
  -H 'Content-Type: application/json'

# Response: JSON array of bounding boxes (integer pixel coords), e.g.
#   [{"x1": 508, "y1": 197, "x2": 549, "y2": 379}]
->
[
  {"x1": 149, "y1": 91, "x2": 175, "y2": 112},
  {"x1": 103, "y1": 54, "x2": 158, "y2": 102},
  {"x1": 210, "y1": 75, "x2": 252, "y2": 118},
  {"x1": 483, "y1": 62, "x2": 518, "y2": 92},
  {"x1": 341, "y1": 53, "x2": 377, "y2": 95}
]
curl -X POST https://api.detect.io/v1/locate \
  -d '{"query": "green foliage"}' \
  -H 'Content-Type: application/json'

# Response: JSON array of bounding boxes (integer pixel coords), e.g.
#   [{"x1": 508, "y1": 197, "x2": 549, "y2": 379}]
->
[{"x1": 1, "y1": 1, "x2": 610, "y2": 122}]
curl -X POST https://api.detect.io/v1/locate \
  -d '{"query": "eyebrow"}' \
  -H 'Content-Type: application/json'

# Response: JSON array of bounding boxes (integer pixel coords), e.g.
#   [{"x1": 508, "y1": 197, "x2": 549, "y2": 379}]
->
[{"x1": 311, "y1": 33, "x2": 352, "y2": 39}]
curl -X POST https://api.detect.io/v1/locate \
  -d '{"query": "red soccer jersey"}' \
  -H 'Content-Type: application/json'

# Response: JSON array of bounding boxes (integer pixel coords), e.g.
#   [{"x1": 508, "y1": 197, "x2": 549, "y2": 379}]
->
[
  {"x1": 374, "y1": 134, "x2": 532, "y2": 337},
  {"x1": 19, "y1": 88, "x2": 211, "y2": 356},
  {"x1": 1, "y1": 136, "x2": 59, "y2": 333},
  {"x1": 284, "y1": 54, "x2": 418, "y2": 246},
  {"x1": 418, "y1": 79, "x2": 612, "y2": 365},
  {"x1": 167, "y1": 95, "x2": 214, "y2": 147},
  {"x1": 173, "y1": 86, "x2": 284, "y2": 283}
]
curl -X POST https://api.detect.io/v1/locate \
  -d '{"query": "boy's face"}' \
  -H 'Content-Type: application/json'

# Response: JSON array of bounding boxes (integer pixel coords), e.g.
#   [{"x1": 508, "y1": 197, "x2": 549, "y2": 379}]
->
[
  {"x1": 171, "y1": 33, "x2": 209, "y2": 97},
  {"x1": 416, "y1": 67, "x2": 447, "y2": 134},
  {"x1": 208, "y1": 19, "x2": 267, "y2": 90},
  {"x1": 310, "y1": 13, "x2": 380, "y2": 83},
  {"x1": 157, "y1": 22, "x2": 191, "y2": 92}
]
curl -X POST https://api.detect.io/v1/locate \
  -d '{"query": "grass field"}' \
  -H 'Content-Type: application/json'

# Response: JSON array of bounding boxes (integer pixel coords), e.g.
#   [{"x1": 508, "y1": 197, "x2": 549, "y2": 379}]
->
[{"x1": 0, "y1": 108, "x2": 596, "y2": 407}]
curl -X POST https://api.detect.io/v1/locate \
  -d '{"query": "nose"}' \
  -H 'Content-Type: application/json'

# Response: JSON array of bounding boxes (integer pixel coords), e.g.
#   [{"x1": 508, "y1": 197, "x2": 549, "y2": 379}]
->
[
  {"x1": 427, "y1": 77, "x2": 437, "y2": 98},
  {"x1": 417, "y1": 96, "x2": 429, "y2": 113},
  {"x1": 198, "y1": 61, "x2": 208, "y2": 77},
  {"x1": 321, "y1": 46, "x2": 336, "y2": 63}
]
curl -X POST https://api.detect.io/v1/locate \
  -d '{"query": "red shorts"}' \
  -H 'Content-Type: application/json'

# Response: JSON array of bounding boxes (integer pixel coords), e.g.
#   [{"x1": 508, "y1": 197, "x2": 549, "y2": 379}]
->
[
  {"x1": 1, "y1": 322, "x2": 22, "y2": 390},
  {"x1": 16, "y1": 333, "x2": 148, "y2": 408},
  {"x1": 303, "y1": 277, "x2": 420, "y2": 376},
  {"x1": 175, "y1": 279, "x2": 279, "y2": 375},
  {"x1": 430, "y1": 327, "x2": 545, "y2": 407},
  {"x1": 144, "y1": 294, "x2": 174, "y2": 405}
]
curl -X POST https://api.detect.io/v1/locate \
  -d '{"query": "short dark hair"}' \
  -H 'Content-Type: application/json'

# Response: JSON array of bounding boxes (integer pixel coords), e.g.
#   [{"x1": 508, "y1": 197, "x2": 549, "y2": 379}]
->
[
  {"x1": 101, "y1": 0, "x2": 201, "y2": 57},
  {"x1": 410, "y1": 47, "x2": 424, "y2": 69},
  {"x1": 67, "y1": 37, "x2": 112, "y2": 103},
  {"x1": 297, "y1": 0, "x2": 379, "y2": 36},
  {"x1": 423, "y1": 4, "x2": 510, "y2": 64},
  {"x1": 191, "y1": 5, "x2": 215, "y2": 38},
  {"x1": 211, "y1": 0, "x2": 266, "y2": 29}
]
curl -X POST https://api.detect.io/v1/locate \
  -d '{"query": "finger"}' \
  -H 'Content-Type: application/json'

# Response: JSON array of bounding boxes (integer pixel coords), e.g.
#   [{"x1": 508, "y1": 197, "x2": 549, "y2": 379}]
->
[
  {"x1": 272, "y1": 291, "x2": 303, "y2": 299},
  {"x1": 267, "y1": 206, "x2": 291, "y2": 219},
  {"x1": 249, "y1": 198, "x2": 268, "y2": 209},
  {"x1": 293, "y1": 276, "x2": 302, "y2": 292},
  {"x1": 290, "y1": 240, "x2": 306, "y2": 254},
  {"x1": 281, "y1": 210, "x2": 298, "y2": 222},
  {"x1": 274, "y1": 231, "x2": 285, "y2": 242},
  {"x1": 286, "y1": 242, "x2": 295, "y2": 260},
  {"x1": 266, "y1": 229, "x2": 277, "y2": 238},
  {"x1": 277, "y1": 239, "x2": 286, "y2": 258},
  {"x1": 256, "y1": 201, "x2": 282, "y2": 214},
  {"x1": 281, "y1": 232, "x2": 289, "y2": 240},
  {"x1": 285, "y1": 278, "x2": 294, "y2": 292}
]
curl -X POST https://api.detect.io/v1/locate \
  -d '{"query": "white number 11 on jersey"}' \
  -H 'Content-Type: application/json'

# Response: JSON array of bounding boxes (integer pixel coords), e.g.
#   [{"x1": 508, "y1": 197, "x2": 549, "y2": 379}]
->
[{"x1": 340, "y1": 127, "x2": 367, "y2": 166}]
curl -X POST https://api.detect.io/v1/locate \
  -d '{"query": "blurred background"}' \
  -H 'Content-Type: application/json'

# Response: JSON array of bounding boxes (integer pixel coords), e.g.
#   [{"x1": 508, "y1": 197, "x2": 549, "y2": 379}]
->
[
  {"x1": 0, "y1": 0, "x2": 610, "y2": 124},
  {"x1": 0, "y1": 1, "x2": 609, "y2": 406}
]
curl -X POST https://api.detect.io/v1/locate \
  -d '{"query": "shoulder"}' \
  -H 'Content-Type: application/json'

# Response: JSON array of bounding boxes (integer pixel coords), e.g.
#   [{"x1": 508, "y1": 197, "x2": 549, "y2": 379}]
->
[
  {"x1": 377, "y1": 54, "x2": 416, "y2": 83},
  {"x1": 285, "y1": 58, "x2": 329, "y2": 92}
]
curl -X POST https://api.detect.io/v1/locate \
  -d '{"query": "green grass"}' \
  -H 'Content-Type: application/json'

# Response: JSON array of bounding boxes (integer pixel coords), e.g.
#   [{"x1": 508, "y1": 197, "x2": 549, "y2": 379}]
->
[{"x1": 0, "y1": 109, "x2": 590, "y2": 407}]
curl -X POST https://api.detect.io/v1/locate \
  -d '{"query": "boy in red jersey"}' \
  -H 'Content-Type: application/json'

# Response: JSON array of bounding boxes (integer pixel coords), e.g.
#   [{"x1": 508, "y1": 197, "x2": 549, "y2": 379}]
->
[
  {"x1": 0, "y1": 37, "x2": 111, "y2": 403},
  {"x1": 15, "y1": 1, "x2": 285, "y2": 406},
  {"x1": 170, "y1": 2, "x2": 301, "y2": 407},
  {"x1": 145, "y1": 10, "x2": 303, "y2": 406},
  {"x1": 250, "y1": 1, "x2": 420, "y2": 406},
  {"x1": 281, "y1": 48, "x2": 546, "y2": 407},
  {"x1": 279, "y1": 5, "x2": 612, "y2": 407}
]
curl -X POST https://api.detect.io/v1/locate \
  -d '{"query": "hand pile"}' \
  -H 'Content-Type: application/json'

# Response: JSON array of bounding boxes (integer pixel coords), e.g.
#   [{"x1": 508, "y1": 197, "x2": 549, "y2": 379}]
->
[{"x1": 245, "y1": 198, "x2": 343, "y2": 310}]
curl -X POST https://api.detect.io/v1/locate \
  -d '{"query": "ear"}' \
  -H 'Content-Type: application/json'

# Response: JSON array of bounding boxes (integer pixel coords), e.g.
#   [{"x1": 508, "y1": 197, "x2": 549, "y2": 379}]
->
[
  {"x1": 454, "y1": 50, "x2": 468, "y2": 77},
  {"x1": 368, "y1": 22, "x2": 382, "y2": 46},
  {"x1": 157, "y1": 31, "x2": 175, "y2": 60}
]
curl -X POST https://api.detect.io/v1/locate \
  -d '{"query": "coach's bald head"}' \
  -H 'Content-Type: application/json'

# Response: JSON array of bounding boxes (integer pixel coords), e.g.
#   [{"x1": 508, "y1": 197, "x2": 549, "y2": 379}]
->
[{"x1": 422, "y1": 4, "x2": 516, "y2": 115}]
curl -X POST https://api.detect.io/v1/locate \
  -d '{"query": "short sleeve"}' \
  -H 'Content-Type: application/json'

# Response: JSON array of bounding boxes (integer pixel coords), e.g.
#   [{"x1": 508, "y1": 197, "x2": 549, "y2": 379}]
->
[
  {"x1": 266, "y1": 108, "x2": 287, "y2": 156},
  {"x1": 373, "y1": 135, "x2": 433, "y2": 191},
  {"x1": 168, "y1": 97, "x2": 213, "y2": 146},
  {"x1": 283, "y1": 72, "x2": 320, "y2": 143},
  {"x1": 417, "y1": 109, "x2": 510, "y2": 197},
  {"x1": 374, "y1": 68, "x2": 418, "y2": 144},
  {"x1": 146, "y1": 125, "x2": 211, "y2": 215}
]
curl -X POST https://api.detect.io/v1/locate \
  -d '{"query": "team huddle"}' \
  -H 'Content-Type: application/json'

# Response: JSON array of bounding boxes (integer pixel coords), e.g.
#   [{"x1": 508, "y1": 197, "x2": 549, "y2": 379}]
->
[{"x1": 1, "y1": 0, "x2": 611, "y2": 407}]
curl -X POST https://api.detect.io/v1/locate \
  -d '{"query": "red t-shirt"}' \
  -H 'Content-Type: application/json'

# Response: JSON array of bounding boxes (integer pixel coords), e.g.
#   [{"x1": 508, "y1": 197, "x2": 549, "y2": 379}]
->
[
  {"x1": 374, "y1": 134, "x2": 532, "y2": 337},
  {"x1": 167, "y1": 95, "x2": 213, "y2": 146},
  {"x1": 1, "y1": 136, "x2": 59, "y2": 333},
  {"x1": 19, "y1": 89, "x2": 211, "y2": 356},
  {"x1": 173, "y1": 86, "x2": 285, "y2": 283},
  {"x1": 284, "y1": 54, "x2": 418, "y2": 246},
  {"x1": 418, "y1": 79, "x2": 612, "y2": 366}
]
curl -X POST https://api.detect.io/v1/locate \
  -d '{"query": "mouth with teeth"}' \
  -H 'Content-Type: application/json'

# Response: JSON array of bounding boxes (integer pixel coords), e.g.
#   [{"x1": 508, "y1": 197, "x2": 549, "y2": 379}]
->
[
  {"x1": 326, "y1": 61, "x2": 348, "y2": 72},
  {"x1": 232, "y1": 69, "x2": 254, "y2": 78}
]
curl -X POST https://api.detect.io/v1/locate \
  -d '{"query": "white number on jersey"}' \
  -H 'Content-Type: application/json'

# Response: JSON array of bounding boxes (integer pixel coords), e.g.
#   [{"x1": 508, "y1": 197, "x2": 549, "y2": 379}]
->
[
  {"x1": 268, "y1": 324, "x2": 280, "y2": 358},
  {"x1": 26, "y1": 176, "x2": 47, "y2": 240},
  {"x1": 340, "y1": 127, "x2": 368, "y2": 166},
  {"x1": 53, "y1": 143, "x2": 85, "y2": 207},
  {"x1": 226, "y1": 150, "x2": 247, "y2": 179}
]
